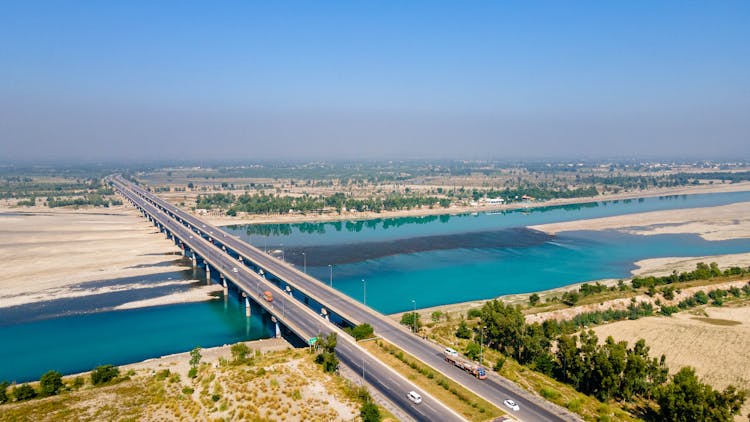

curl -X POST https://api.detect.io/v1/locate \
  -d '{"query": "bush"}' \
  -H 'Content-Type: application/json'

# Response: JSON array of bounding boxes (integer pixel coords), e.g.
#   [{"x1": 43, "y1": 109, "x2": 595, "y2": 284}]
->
[
  {"x1": 360, "y1": 400, "x2": 381, "y2": 422},
  {"x1": 540, "y1": 388, "x2": 561, "y2": 400},
  {"x1": 0, "y1": 381, "x2": 9, "y2": 404},
  {"x1": 188, "y1": 367, "x2": 198, "y2": 379},
  {"x1": 529, "y1": 293, "x2": 540, "y2": 306},
  {"x1": 493, "y1": 358, "x2": 506, "y2": 372},
  {"x1": 91, "y1": 365, "x2": 119, "y2": 385},
  {"x1": 350, "y1": 323, "x2": 375, "y2": 341},
  {"x1": 400, "y1": 313, "x2": 421, "y2": 332},
  {"x1": 455, "y1": 320, "x2": 472, "y2": 339},
  {"x1": 467, "y1": 308, "x2": 482, "y2": 319},
  {"x1": 39, "y1": 370, "x2": 63, "y2": 396},
  {"x1": 13, "y1": 384, "x2": 37, "y2": 401},
  {"x1": 231, "y1": 343, "x2": 251, "y2": 362},
  {"x1": 562, "y1": 291, "x2": 580, "y2": 306}
]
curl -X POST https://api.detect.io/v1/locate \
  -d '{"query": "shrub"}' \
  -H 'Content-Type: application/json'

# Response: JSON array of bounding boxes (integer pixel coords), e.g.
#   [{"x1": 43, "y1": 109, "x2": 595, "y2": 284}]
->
[
  {"x1": 13, "y1": 384, "x2": 37, "y2": 401},
  {"x1": 0, "y1": 381, "x2": 9, "y2": 404},
  {"x1": 455, "y1": 320, "x2": 472, "y2": 339},
  {"x1": 188, "y1": 367, "x2": 198, "y2": 379},
  {"x1": 231, "y1": 343, "x2": 251, "y2": 362},
  {"x1": 91, "y1": 365, "x2": 119, "y2": 385},
  {"x1": 467, "y1": 308, "x2": 482, "y2": 319},
  {"x1": 349, "y1": 323, "x2": 375, "y2": 341},
  {"x1": 39, "y1": 370, "x2": 63, "y2": 397},
  {"x1": 360, "y1": 401, "x2": 381, "y2": 422}
]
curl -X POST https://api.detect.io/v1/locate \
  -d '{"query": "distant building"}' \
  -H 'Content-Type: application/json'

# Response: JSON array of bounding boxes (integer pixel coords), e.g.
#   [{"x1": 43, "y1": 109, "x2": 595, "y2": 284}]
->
[{"x1": 487, "y1": 197, "x2": 504, "y2": 205}]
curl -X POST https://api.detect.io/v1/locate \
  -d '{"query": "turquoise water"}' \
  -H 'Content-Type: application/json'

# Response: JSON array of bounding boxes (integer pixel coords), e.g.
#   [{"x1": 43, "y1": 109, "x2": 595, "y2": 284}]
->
[
  {"x1": 226, "y1": 191, "x2": 750, "y2": 314},
  {"x1": 0, "y1": 295, "x2": 271, "y2": 383},
  {"x1": 3, "y1": 190, "x2": 749, "y2": 383}
]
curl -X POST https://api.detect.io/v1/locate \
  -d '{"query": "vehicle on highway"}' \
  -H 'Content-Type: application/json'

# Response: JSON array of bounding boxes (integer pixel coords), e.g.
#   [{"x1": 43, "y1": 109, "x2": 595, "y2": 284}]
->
[
  {"x1": 264, "y1": 291, "x2": 273, "y2": 302},
  {"x1": 232, "y1": 267, "x2": 238, "y2": 273},
  {"x1": 444, "y1": 347, "x2": 458, "y2": 357},
  {"x1": 407, "y1": 391, "x2": 422, "y2": 404},
  {"x1": 504, "y1": 399, "x2": 520, "y2": 411}
]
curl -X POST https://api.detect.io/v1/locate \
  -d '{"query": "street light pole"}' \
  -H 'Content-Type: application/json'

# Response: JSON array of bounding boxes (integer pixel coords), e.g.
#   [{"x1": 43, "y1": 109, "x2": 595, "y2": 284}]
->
[
  {"x1": 362, "y1": 279, "x2": 366, "y2": 306},
  {"x1": 328, "y1": 264, "x2": 333, "y2": 287},
  {"x1": 302, "y1": 252, "x2": 306, "y2": 274}
]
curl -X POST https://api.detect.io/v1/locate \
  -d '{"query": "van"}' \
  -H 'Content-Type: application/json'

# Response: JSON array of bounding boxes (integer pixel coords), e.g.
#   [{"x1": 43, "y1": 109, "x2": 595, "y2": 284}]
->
[
  {"x1": 407, "y1": 391, "x2": 422, "y2": 404},
  {"x1": 444, "y1": 347, "x2": 458, "y2": 357}
]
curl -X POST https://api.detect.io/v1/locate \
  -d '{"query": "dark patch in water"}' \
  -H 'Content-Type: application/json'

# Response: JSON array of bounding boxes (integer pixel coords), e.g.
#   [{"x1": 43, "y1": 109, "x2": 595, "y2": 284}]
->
[
  {"x1": 283, "y1": 227, "x2": 553, "y2": 265},
  {"x1": 0, "y1": 281, "x2": 206, "y2": 326}
]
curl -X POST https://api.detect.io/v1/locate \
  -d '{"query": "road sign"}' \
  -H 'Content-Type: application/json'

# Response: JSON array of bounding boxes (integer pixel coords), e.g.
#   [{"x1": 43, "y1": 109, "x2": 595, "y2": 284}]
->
[{"x1": 308, "y1": 337, "x2": 317, "y2": 346}]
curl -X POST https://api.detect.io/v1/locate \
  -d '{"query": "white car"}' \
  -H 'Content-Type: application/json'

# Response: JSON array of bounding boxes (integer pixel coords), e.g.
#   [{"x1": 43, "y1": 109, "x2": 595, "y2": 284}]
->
[
  {"x1": 232, "y1": 267, "x2": 238, "y2": 273},
  {"x1": 504, "y1": 399, "x2": 520, "y2": 411},
  {"x1": 444, "y1": 347, "x2": 458, "y2": 357},
  {"x1": 407, "y1": 391, "x2": 422, "y2": 404}
]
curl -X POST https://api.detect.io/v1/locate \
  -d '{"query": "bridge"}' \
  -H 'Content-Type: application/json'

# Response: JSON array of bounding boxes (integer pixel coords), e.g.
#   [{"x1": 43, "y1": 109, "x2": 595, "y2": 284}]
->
[{"x1": 110, "y1": 175, "x2": 577, "y2": 422}]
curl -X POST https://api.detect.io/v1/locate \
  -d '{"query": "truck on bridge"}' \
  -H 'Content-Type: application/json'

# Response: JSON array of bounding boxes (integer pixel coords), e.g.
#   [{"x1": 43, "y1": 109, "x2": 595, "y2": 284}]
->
[{"x1": 445, "y1": 354, "x2": 487, "y2": 380}]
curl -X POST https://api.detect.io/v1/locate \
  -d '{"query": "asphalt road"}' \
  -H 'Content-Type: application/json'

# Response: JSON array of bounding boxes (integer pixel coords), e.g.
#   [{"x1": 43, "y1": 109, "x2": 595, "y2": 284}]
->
[
  {"x1": 113, "y1": 175, "x2": 577, "y2": 422},
  {"x1": 112, "y1": 177, "x2": 464, "y2": 422}
]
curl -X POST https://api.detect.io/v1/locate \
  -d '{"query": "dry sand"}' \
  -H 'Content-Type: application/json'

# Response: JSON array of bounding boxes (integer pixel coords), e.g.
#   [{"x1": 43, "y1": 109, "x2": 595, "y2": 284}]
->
[
  {"x1": 592, "y1": 305, "x2": 750, "y2": 420},
  {"x1": 0, "y1": 206, "x2": 212, "y2": 309},
  {"x1": 531, "y1": 201, "x2": 750, "y2": 241}
]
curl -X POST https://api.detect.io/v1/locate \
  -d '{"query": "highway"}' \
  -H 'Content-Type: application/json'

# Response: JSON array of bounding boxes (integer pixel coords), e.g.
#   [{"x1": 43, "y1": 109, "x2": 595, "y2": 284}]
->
[
  {"x1": 112, "y1": 175, "x2": 579, "y2": 422},
  {"x1": 111, "y1": 177, "x2": 465, "y2": 422}
]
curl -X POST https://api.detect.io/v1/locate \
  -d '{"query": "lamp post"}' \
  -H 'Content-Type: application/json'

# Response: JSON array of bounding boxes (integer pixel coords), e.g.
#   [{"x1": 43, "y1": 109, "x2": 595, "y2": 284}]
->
[
  {"x1": 362, "y1": 279, "x2": 366, "y2": 306},
  {"x1": 302, "y1": 252, "x2": 306, "y2": 274},
  {"x1": 411, "y1": 299, "x2": 417, "y2": 334},
  {"x1": 328, "y1": 264, "x2": 333, "y2": 287},
  {"x1": 480, "y1": 324, "x2": 487, "y2": 365}
]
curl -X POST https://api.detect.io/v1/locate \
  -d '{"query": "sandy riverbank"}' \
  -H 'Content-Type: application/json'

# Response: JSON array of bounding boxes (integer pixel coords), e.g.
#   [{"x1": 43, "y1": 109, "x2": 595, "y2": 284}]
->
[
  {"x1": 202, "y1": 181, "x2": 750, "y2": 227},
  {"x1": 531, "y1": 201, "x2": 750, "y2": 241},
  {"x1": 0, "y1": 206, "x2": 215, "y2": 310}
]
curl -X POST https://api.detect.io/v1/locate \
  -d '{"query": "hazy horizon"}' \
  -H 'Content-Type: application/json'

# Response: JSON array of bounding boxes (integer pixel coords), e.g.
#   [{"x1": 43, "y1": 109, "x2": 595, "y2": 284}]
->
[{"x1": 2, "y1": 1, "x2": 749, "y2": 162}]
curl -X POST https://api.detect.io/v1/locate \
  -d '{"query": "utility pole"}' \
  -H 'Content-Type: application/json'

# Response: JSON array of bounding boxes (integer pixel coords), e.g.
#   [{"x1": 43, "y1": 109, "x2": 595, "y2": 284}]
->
[{"x1": 328, "y1": 264, "x2": 333, "y2": 287}]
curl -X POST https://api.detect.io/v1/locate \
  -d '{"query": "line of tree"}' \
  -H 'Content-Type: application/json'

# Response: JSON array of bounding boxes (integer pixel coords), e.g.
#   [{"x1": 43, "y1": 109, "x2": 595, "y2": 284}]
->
[
  {"x1": 475, "y1": 299, "x2": 746, "y2": 419},
  {"x1": 0, "y1": 365, "x2": 121, "y2": 405},
  {"x1": 632, "y1": 262, "x2": 749, "y2": 289}
]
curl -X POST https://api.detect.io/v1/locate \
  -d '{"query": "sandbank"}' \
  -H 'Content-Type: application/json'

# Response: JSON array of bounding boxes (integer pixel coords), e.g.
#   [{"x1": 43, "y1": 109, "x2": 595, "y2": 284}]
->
[
  {"x1": 0, "y1": 206, "x2": 205, "y2": 310},
  {"x1": 531, "y1": 201, "x2": 750, "y2": 241}
]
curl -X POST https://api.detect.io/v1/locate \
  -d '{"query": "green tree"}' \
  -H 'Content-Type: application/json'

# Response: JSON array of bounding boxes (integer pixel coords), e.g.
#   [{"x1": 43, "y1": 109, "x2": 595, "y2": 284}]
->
[
  {"x1": 481, "y1": 300, "x2": 526, "y2": 361},
  {"x1": 465, "y1": 342, "x2": 481, "y2": 361},
  {"x1": 315, "y1": 332, "x2": 339, "y2": 373},
  {"x1": 431, "y1": 310, "x2": 443, "y2": 323},
  {"x1": 350, "y1": 323, "x2": 375, "y2": 341},
  {"x1": 400, "y1": 312, "x2": 421, "y2": 332},
  {"x1": 91, "y1": 365, "x2": 119, "y2": 385},
  {"x1": 0, "y1": 381, "x2": 9, "y2": 404},
  {"x1": 360, "y1": 400, "x2": 381, "y2": 422},
  {"x1": 455, "y1": 319, "x2": 472, "y2": 339},
  {"x1": 657, "y1": 367, "x2": 746, "y2": 422},
  {"x1": 529, "y1": 293, "x2": 540, "y2": 306},
  {"x1": 230, "y1": 343, "x2": 251, "y2": 363},
  {"x1": 13, "y1": 384, "x2": 37, "y2": 401},
  {"x1": 39, "y1": 370, "x2": 63, "y2": 396},
  {"x1": 189, "y1": 346, "x2": 202, "y2": 368}
]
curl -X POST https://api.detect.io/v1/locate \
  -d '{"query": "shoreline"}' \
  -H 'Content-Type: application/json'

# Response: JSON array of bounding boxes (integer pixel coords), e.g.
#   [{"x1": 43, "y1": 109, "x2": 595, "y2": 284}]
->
[
  {"x1": 393, "y1": 251, "x2": 750, "y2": 320},
  {"x1": 201, "y1": 181, "x2": 750, "y2": 226}
]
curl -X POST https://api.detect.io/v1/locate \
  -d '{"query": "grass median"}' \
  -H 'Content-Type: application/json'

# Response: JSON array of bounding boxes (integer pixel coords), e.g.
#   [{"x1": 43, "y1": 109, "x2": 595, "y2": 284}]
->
[{"x1": 360, "y1": 339, "x2": 504, "y2": 421}]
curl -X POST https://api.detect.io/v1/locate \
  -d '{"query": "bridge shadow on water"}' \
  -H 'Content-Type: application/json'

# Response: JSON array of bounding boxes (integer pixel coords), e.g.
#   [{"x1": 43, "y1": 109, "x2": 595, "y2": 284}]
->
[{"x1": 283, "y1": 227, "x2": 553, "y2": 266}]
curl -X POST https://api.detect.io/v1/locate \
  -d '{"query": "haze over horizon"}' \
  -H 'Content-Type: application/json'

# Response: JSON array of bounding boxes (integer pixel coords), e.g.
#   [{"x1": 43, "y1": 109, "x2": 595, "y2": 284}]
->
[{"x1": 1, "y1": 1, "x2": 749, "y2": 162}]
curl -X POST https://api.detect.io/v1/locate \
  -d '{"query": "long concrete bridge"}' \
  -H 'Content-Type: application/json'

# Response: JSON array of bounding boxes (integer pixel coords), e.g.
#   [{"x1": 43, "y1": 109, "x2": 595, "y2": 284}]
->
[{"x1": 110, "y1": 175, "x2": 577, "y2": 422}]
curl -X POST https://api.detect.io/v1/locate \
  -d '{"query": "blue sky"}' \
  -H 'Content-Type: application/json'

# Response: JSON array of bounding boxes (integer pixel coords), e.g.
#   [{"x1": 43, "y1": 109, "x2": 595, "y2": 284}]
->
[{"x1": 1, "y1": 1, "x2": 748, "y2": 161}]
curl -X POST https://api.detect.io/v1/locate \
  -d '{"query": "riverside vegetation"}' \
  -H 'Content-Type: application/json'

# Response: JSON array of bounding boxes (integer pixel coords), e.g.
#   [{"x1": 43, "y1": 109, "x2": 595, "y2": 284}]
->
[
  {"x1": 0, "y1": 342, "x2": 391, "y2": 422},
  {"x1": 409, "y1": 263, "x2": 750, "y2": 421}
]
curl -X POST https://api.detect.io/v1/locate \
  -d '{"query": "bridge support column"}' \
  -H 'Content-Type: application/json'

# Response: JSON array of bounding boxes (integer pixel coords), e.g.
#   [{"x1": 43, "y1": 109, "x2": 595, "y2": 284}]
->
[
  {"x1": 222, "y1": 245, "x2": 227, "y2": 253},
  {"x1": 243, "y1": 293, "x2": 251, "y2": 317},
  {"x1": 271, "y1": 316, "x2": 280, "y2": 338},
  {"x1": 205, "y1": 263, "x2": 210, "y2": 283},
  {"x1": 321, "y1": 308, "x2": 330, "y2": 321},
  {"x1": 191, "y1": 253, "x2": 197, "y2": 268},
  {"x1": 221, "y1": 275, "x2": 227, "y2": 295},
  {"x1": 238, "y1": 256, "x2": 243, "y2": 263}
]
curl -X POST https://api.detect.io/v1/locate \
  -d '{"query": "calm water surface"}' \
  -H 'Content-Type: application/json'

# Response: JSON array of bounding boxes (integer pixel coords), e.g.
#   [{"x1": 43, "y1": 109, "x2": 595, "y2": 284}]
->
[{"x1": 3, "y1": 190, "x2": 749, "y2": 382}]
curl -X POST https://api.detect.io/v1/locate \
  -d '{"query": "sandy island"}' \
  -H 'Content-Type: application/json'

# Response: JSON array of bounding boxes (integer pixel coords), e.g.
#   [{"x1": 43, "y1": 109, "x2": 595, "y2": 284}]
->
[{"x1": 0, "y1": 206, "x2": 217, "y2": 310}]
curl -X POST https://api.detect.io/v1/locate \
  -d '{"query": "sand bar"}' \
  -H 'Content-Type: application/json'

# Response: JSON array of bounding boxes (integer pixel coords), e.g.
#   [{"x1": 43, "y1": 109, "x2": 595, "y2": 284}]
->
[{"x1": 0, "y1": 206, "x2": 206, "y2": 309}]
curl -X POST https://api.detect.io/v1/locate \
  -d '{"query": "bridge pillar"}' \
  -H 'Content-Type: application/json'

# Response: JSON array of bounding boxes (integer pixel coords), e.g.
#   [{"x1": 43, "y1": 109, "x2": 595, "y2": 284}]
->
[
  {"x1": 205, "y1": 263, "x2": 211, "y2": 282},
  {"x1": 285, "y1": 286, "x2": 292, "y2": 296},
  {"x1": 180, "y1": 242, "x2": 185, "y2": 256},
  {"x1": 321, "y1": 308, "x2": 330, "y2": 321},
  {"x1": 222, "y1": 245, "x2": 227, "y2": 254},
  {"x1": 191, "y1": 253, "x2": 197, "y2": 268},
  {"x1": 238, "y1": 255, "x2": 243, "y2": 263},
  {"x1": 271, "y1": 316, "x2": 281, "y2": 338},
  {"x1": 221, "y1": 275, "x2": 228, "y2": 295},
  {"x1": 243, "y1": 293, "x2": 251, "y2": 317}
]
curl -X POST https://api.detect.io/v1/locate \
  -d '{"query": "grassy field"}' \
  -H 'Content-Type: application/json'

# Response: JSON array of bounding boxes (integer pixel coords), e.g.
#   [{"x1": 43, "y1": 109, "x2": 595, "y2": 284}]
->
[{"x1": 0, "y1": 347, "x2": 393, "y2": 422}]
